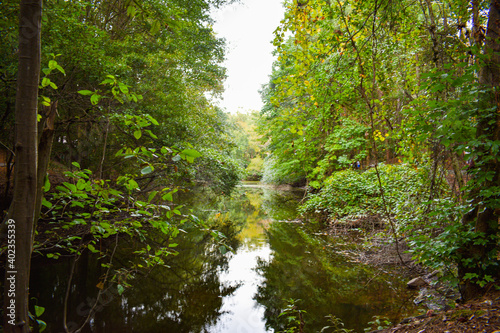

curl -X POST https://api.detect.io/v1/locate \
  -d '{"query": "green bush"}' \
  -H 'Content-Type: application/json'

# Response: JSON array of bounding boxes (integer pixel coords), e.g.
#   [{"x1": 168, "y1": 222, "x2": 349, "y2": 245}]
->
[{"x1": 300, "y1": 164, "x2": 425, "y2": 219}]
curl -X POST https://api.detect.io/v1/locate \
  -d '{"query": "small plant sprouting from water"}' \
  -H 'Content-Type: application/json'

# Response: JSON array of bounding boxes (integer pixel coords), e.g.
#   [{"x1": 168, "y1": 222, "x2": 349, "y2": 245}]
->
[
  {"x1": 320, "y1": 314, "x2": 354, "y2": 333},
  {"x1": 278, "y1": 298, "x2": 306, "y2": 333},
  {"x1": 278, "y1": 300, "x2": 354, "y2": 333},
  {"x1": 364, "y1": 315, "x2": 391, "y2": 332}
]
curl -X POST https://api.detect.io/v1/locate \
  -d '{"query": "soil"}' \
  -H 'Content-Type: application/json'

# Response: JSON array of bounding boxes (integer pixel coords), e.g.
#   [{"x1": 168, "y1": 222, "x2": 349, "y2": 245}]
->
[{"x1": 375, "y1": 290, "x2": 500, "y2": 333}]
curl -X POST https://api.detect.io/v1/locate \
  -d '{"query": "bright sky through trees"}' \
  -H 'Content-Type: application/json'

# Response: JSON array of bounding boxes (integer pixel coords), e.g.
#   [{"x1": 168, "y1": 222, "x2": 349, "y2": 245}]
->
[{"x1": 212, "y1": 0, "x2": 285, "y2": 113}]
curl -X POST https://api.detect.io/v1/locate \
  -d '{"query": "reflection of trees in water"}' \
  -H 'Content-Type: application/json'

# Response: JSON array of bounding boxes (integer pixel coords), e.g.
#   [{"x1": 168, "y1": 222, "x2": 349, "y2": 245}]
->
[
  {"x1": 254, "y1": 221, "x2": 415, "y2": 333},
  {"x1": 260, "y1": 187, "x2": 304, "y2": 221},
  {"x1": 88, "y1": 227, "x2": 240, "y2": 333},
  {"x1": 29, "y1": 185, "x2": 268, "y2": 332},
  {"x1": 30, "y1": 217, "x2": 241, "y2": 333},
  {"x1": 29, "y1": 184, "x2": 414, "y2": 333}
]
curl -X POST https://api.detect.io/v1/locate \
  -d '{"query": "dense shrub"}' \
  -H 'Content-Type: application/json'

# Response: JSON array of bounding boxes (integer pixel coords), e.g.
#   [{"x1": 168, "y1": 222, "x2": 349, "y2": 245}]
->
[{"x1": 299, "y1": 164, "x2": 426, "y2": 219}]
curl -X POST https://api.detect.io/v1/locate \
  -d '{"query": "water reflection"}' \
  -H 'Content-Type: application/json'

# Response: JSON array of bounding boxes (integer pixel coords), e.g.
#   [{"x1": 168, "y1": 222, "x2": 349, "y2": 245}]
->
[
  {"x1": 30, "y1": 220, "x2": 238, "y2": 333},
  {"x1": 29, "y1": 183, "x2": 415, "y2": 333},
  {"x1": 255, "y1": 220, "x2": 415, "y2": 332}
]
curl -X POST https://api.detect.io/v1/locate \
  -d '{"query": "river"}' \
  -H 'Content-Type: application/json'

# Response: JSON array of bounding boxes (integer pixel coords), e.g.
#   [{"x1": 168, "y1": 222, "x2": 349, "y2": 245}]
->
[{"x1": 29, "y1": 182, "x2": 416, "y2": 332}]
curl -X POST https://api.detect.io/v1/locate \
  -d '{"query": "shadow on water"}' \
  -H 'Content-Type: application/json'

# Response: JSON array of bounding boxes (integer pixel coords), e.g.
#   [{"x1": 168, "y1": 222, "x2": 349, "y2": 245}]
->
[{"x1": 29, "y1": 182, "x2": 416, "y2": 332}]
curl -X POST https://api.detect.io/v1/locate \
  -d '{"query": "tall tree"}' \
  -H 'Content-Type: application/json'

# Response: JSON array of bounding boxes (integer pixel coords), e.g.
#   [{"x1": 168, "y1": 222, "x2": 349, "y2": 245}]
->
[
  {"x1": 3, "y1": 0, "x2": 42, "y2": 332},
  {"x1": 458, "y1": 0, "x2": 500, "y2": 300}
]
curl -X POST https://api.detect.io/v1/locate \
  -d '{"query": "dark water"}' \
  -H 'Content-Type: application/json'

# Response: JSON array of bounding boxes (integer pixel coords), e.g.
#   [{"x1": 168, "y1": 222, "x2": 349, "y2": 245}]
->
[{"x1": 29, "y1": 182, "x2": 416, "y2": 333}]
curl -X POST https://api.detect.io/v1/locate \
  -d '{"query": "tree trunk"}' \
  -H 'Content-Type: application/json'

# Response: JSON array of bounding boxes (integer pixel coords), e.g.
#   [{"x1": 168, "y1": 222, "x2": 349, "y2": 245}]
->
[
  {"x1": 458, "y1": 0, "x2": 500, "y2": 301},
  {"x1": 34, "y1": 101, "x2": 57, "y2": 224},
  {"x1": 3, "y1": 1, "x2": 42, "y2": 332}
]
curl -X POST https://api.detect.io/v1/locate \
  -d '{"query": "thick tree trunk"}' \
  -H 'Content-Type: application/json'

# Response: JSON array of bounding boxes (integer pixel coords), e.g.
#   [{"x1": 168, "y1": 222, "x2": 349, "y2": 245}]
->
[
  {"x1": 458, "y1": 0, "x2": 500, "y2": 301},
  {"x1": 3, "y1": 1, "x2": 42, "y2": 332}
]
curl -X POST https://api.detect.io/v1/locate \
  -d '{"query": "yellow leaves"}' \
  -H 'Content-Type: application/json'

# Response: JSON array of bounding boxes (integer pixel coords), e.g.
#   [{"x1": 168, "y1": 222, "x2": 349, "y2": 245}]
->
[
  {"x1": 373, "y1": 130, "x2": 390, "y2": 142},
  {"x1": 290, "y1": 124, "x2": 304, "y2": 136}
]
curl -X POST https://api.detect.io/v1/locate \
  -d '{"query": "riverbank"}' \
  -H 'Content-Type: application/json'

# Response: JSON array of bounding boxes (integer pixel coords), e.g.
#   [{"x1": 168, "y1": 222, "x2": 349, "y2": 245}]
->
[
  {"x1": 374, "y1": 289, "x2": 500, "y2": 333},
  {"x1": 322, "y1": 213, "x2": 500, "y2": 332}
]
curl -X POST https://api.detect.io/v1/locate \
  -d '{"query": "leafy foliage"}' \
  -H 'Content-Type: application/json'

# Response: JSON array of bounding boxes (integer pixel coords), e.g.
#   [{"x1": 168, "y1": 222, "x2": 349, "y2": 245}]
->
[
  {"x1": 0, "y1": 0, "x2": 248, "y2": 329},
  {"x1": 300, "y1": 164, "x2": 426, "y2": 220},
  {"x1": 0, "y1": 0, "x2": 240, "y2": 196},
  {"x1": 259, "y1": 0, "x2": 500, "y2": 296}
]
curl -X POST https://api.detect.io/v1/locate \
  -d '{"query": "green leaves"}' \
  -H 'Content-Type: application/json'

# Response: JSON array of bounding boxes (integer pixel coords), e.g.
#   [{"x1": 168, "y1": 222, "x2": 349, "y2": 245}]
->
[
  {"x1": 41, "y1": 77, "x2": 58, "y2": 89},
  {"x1": 48, "y1": 59, "x2": 65, "y2": 75},
  {"x1": 32, "y1": 305, "x2": 47, "y2": 332},
  {"x1": 118, "y1": 82, "x2": 129, "y2": 94},
  {"x1": 180, "y1": 148, "x2": 202, "y2": 163},
  {"x1": 34, "y1": 305, "x2": 45, "y2": 318},
  {"x1": 42, "y1": 174, "x2": 51, "y2": 192},
  {"x1": 87, "y1": 243, "x2": 99, "y2": 253},
  {"x1": 127, "y1": 5, "x2": 137, "y2": 17},
  {"x1": 41, "y1": 56, "x2": 65, "y2": 78},
  {"x1": 117, "y1": 284, "x2": 125, "y2": 295},
  {"x1": 150, "y1": 20, "x2": 161, "y2": 35},
  {"x1": 79, "y1": 75, "x2": 143, "y2": 106},
  {"x1": 90, "y1": 93, "x2": 101, "y2": 105},
  {"x1": 78, "y1": 90, "x2": 93, "y2": 96},
  {"x1": 140, "y1": 165, "x2": 153, "y2": 175},
  {"x1": 78, "y1": 89, "x2": 102, "y2": 105},
  {"x1": 300, "y1": 164, "x2": 423, "y2": 219}
]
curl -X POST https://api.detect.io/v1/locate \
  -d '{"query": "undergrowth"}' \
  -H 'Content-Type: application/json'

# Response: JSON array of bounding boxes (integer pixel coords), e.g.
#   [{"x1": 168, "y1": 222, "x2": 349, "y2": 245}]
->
[
  {"x1": 299, "y1": 163, "x2": 427, "y2": 220},
  {"x1": 300, "y1": 162, "x2": 500, "y2": 291}
]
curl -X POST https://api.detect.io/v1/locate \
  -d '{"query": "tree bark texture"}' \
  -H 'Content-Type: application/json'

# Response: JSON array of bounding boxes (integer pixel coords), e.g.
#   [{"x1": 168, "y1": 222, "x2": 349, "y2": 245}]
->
[{"x1": 3, "y1": 1, "x2": 42, "y2": 332}]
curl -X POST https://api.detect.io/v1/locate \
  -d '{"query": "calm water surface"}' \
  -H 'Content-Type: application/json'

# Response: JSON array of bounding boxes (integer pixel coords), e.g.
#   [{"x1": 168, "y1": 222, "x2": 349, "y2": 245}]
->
[{"x1": 30, "y1": 182, "x2": 416, "y2": 332}]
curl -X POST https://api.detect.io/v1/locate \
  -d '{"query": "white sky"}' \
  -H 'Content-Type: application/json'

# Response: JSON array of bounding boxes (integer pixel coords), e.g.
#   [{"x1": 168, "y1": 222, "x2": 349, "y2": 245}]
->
[{"x1": 211, "y1": 0, "x2": 285, "y2": 113}]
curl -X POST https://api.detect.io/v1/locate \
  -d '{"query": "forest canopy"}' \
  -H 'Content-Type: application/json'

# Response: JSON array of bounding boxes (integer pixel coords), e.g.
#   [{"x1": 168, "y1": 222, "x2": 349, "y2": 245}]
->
[{"x1": 0, "y1": 0, "x2": 244, "y2": 200}]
